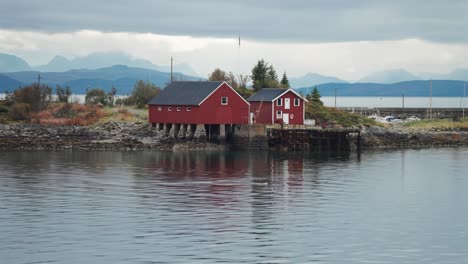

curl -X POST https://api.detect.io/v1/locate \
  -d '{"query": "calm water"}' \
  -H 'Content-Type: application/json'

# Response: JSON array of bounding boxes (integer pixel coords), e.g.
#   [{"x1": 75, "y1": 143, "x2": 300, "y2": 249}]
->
[
  {"x1": 1, "y1": 149, "x2": 468, "y2": 263},
  {"x1": 321, "y1": 96, "x2": 467, "y2": 108}
]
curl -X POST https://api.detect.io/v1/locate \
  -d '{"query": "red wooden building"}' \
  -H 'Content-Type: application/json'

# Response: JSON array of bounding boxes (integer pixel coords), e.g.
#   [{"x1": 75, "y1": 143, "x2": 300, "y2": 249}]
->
[
  {"x1": 248, "y1": 88, "x2": 307, "y2": 125},
  {"x1": 148, "y1": 81, "x2": 250, "y2": 126}
]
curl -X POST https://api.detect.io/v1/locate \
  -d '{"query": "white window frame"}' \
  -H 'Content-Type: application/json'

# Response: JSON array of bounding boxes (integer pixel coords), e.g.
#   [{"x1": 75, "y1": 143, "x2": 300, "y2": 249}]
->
[
  {"x1": 187, "y1": 107, "x2": 191, "y2": 111},
  {"x1": 168, "y1": 107, "x2": 172, "y2": 111},
  {"x1": 277, "y1": 98, "x2": 283, "y2": 106},
  {"x1": 221, "y1": 97, "x2": 228, "y2": 105},
  {"x1": 177, "y1": 107, "x2": 181, "y2": 112},
  {"x1": 157, "y1": 106, "x2": 162, "y2": 111},
  {"x1": 294, "y1": 98, "x2": 300, "y2": 106},
  {"x1": 276, "y1": 110, "x2": 282, "y2": 119}
]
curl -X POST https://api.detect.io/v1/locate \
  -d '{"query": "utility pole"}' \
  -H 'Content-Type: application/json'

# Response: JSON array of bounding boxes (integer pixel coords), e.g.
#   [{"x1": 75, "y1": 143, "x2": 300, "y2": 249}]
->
[
  {"x1": 37, "y1": 73, "x2": 41, "y2": 87},
  {"x1": 463, "y1": 81, "x2": 466, "y2": 119},
  {"x1": 170, "y1": 57, "x2": 173, "y2": 83},
  {"x1": 237, "y1": 35, "x2": 241, "y2": 77}
]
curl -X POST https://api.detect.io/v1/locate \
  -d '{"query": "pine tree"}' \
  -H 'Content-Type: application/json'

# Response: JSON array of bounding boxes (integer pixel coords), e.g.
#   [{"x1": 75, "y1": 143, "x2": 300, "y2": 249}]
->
[
  {"x1": 280, "y1": 72, "x2": 290, "y2": 88},
  {"x1": 266, "y1": 66, "x2": 279, "y2": 88},
  {"x1": 251, "y1": 59, "x2": 269, "y2": 91},
  {"x1": 310, "y1": 86, "x2": 323, "y2": 105}
]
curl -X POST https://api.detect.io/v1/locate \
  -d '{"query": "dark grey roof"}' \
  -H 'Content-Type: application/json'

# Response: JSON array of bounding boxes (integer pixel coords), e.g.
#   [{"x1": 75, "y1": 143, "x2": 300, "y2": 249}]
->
[
  {"x1": 247, "y1": 88, "x2": 287, "y2": 102},
  {"x1": 148, "y1": 81, "x2": 224, "y2": 105}
]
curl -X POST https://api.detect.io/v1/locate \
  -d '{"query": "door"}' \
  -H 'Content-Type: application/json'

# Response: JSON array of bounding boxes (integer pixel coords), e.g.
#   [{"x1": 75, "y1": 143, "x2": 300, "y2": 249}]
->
[
  {"x1": 282, "y1": 113, "x2": 289, "y2": 124},
  {"x1": 285, "y1": 98, "x2": 290, "y2": 109}
]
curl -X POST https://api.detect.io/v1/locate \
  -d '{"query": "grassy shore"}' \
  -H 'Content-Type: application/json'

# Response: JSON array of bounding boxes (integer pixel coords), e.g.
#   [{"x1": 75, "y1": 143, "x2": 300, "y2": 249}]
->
[{"x1": 402, "y1": 117, "x2": 468, "y2": 131}]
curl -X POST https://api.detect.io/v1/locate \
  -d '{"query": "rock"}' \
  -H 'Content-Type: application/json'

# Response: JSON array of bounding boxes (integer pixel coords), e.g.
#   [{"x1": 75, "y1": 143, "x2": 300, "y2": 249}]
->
[{"x1": 366, "y1": 126, "x2": 387, "y2": 136}]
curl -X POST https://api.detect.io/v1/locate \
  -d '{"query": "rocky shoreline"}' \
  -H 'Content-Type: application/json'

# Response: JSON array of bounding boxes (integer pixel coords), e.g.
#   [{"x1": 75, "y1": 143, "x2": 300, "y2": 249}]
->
[
  {"x1": 0, "y1": 122, "x2": 225, "y2": 151},
  {"x1": 360, "y1": 125, "x2": 468, "y2": 148},
  {"x1": 0, "y1": 122, "x2": 468, "y2": 151}
]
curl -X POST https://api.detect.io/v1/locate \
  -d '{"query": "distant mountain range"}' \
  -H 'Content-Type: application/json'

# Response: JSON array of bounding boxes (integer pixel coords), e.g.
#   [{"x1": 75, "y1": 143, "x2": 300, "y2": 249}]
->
[
  {"x1": 0, "y1": 65, "x2": 201, "y2": 94},
  {"x1": 0, "y1": 53, "x2": 31, "y2": 72},
  {"x1": 296, "y1": 80, "x2": 468, "y2": 97},
  {"x1": 289, "y1": 72, "x2": 346, "y2": 88},
  {"x1": 290, "y1": 68, "x2": 468, "y2": 88},
  {"x1": 358, "y1": 69, "x2": 419, "y2": 84},
  {"x1": 357, "y1": 68, "x2": 468, "y2": 84},
  {"x1": 2, "y1": 52, "x2": 468, "y2": 97},
  {"x1": 0, "y1": 52, "x2": 198, "y2": 77}
]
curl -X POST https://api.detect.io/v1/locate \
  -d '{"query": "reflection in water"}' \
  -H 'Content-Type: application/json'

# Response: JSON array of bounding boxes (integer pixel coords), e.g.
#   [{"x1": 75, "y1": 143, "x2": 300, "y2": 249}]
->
[{"x1": 0, "y1": 148, "x2": 468, "y2": 263}]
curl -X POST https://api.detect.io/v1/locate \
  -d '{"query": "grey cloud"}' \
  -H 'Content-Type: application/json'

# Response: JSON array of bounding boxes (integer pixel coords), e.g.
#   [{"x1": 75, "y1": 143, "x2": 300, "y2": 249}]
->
[{"x1": 1, "y1": 0, "x2": 467, "y2": 43}]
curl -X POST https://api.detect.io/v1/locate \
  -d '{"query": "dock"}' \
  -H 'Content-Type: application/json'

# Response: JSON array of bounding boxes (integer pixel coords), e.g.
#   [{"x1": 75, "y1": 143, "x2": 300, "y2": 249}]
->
[{"x1": 267, "y1": 127, "x2": 361, "y2": 152}]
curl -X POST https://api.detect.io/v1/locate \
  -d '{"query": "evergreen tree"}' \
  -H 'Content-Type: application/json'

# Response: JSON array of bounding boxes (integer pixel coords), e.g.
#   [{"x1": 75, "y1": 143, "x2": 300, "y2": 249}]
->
[
  {"x1": 266, "y1": 66, "x2": 279, "y2": 88},
  {"x1": 251, "y1": 59, "x2": 269, "y2": 91},
  {"x1": 310, "y1": 86, "x2": 323, "y2": 105},
  {"x1": 280, "y1": 72, "x2": 290, "y2": 88}
]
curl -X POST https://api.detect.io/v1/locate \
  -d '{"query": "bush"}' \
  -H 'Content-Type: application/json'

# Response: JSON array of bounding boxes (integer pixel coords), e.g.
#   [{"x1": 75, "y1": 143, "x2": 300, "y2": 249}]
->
[
  {"x1": 9, "y1": 103, "x2": 31, "y2": 121},
  {"x1": 130, "y1": 80, "x2": 160, "y2": 108},
  {"x1": 306, "y1": 102, "x2": 378, "y2": 127},
  {"x1": 11, "y1": 84, "x2": 52, "y2": 112},
  {"x1": 0, "y1": 104, "x2": 8, "y2": 113},
  {"x1": 30, "y1": 103, "x2": 107, "y2": 126},
  {"x1": 56, "y1": 85, "x2": 72, "y2": 103},
  {"x1": 85, "y1": 88, "x2": 109, "y2": 106}
]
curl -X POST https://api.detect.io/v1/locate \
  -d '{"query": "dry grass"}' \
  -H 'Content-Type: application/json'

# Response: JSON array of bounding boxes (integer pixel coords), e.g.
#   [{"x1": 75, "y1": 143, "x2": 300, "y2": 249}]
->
[
  {"x1": 403, "y1": 118, "x2": 468, "y2": 131},
  {"x1": 31, "y1": 103, "x2": 108, "y2": 126},
  {"x1": 94, "y1": 106, "x2": 148, "y2": 124}
]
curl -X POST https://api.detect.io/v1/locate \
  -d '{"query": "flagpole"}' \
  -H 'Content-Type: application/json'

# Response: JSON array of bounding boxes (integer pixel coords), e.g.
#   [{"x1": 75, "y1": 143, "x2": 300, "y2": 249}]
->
[{"x1": 237, "y1": 35, "x2": 241, "y2": 77}]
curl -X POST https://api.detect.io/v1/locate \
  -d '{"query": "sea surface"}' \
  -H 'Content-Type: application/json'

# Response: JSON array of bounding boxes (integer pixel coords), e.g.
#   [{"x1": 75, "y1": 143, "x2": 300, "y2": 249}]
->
[
  {"x1": 1, "y1": 93, "x2": 466, "y2": 108},
  {"x1": 1, "y1": 148, "x2": 468, "y2": 264}
]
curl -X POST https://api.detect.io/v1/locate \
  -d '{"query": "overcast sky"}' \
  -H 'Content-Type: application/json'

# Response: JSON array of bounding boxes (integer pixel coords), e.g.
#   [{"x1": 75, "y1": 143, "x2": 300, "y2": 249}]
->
[{"x1": 1, "y1": 0, "x2": 468, "y2": 80}]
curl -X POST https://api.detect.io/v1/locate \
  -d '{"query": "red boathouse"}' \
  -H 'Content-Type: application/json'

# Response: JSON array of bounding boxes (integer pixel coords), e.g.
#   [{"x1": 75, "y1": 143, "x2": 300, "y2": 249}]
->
[
  {"x1": 248, "y1": 88, "x2": 307, "y2": 125},
  {"x1": 148, "y1": 81, "x2": 250, "y2": 139}
]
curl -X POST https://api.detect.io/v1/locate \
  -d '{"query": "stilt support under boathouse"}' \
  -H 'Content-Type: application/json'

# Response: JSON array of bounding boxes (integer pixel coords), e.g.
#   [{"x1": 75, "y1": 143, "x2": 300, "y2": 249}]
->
[{"x1": 267, "y1": 127, "x2": 361, "y2": 152}]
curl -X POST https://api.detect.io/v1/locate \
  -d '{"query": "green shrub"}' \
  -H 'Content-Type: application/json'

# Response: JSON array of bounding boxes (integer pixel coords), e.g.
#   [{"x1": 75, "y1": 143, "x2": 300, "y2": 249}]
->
[
  {"x1": 306, "y1": 102, "x2": 379, "y2": 127},
  {"x1": 0, "y1": 104, "x2": 8, "y2": 113},
  {"x1": 85, "y1": 88, "x2": 109, "y2": 106},
  {"x1": 130, "y1": 80, "x2": 160, "y2": 108}
]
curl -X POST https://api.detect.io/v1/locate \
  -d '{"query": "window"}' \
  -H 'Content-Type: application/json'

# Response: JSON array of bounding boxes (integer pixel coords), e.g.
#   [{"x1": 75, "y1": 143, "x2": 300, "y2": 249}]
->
[
  {"x1": 177, "y1": 107, "x2": 181, "y2": 111},
  {"x1": 294, "y1": 98, "x2": 300, "y2": 106},
  {"x1": 221, "y1": 97, "x2": 228, "y2": 105},
  {"x1": 276, "y1": 110, "x2": 282, "y2": 119},
  {"x1": 277, "y1": 98, "x2": 283, "y2": 106},
  {"x1": 157, "y1": 106, "x2": 162, "y2": 111},
  {"x1": 168, "y1": 107, "x2": 172, "y2": 111},
  {"x1": 187, "y1": 107, "x2": 191, "y2": 111}
]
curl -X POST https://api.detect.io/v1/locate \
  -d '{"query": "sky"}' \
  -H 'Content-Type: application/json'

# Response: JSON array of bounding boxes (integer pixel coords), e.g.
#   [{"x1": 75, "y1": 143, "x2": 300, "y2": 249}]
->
[{"x1": 1, "y1": 0, "x2": 468, "y2": 80}]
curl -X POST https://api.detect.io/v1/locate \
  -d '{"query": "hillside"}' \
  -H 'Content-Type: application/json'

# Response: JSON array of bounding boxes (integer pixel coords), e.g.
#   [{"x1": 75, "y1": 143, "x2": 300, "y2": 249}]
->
[
  {"x1": 296, "y1": 80, "x2": 468, "y2": 97},
  {"x1": 0, "y1": 74, "x2": 24, "y2": 91}
]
